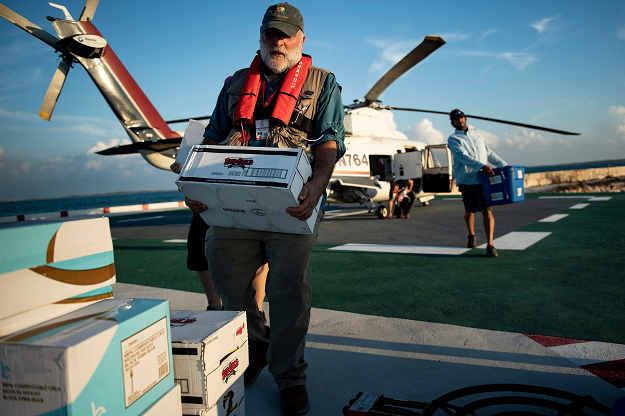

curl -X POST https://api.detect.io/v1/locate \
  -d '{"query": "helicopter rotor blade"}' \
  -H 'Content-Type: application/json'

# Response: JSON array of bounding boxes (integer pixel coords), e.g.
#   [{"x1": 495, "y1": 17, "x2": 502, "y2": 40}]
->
[
  {"x1": 364, "y1": 36, "x2": 446, "y2": 104},
  {"x1": 39, "y1": 55, "x2": 72, "y2": 121},
  {"x1": 0, "y1": 3, "x2": 60, "y2": 48},
  {"x1": 388, "y1": 107, "x2": 581, "y2": 136},
  {"x1": 165, "y1": 116, "x2": 211, "y2": 124},
  {"x1": 79, "y1": 0, "x2": 99, "y2": 21}
]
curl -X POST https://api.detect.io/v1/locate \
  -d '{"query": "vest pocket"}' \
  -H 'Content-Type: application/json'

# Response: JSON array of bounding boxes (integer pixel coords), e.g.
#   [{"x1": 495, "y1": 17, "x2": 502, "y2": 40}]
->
[{"x1": 267, "y1": 125, "x2": 308, "y2": 149}]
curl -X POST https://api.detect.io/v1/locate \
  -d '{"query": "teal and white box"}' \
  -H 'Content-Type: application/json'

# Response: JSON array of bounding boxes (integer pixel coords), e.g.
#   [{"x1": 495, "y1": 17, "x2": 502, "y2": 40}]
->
[
  {"x1": 0, "y1": 217, "x2": 116, "y2": 320},
  {"x1": 0, "y1": 298, "x2": 174, "y2": 416}
]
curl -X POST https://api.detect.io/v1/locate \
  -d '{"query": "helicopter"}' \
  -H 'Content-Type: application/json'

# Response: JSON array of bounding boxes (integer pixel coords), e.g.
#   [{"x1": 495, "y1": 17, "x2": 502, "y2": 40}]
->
[{"x1": 0, "y1": 0, "x2": 580, "y2": 218}]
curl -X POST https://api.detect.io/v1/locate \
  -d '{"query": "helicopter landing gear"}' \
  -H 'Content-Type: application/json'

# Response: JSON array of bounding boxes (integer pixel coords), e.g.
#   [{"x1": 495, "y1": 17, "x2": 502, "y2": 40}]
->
[
  {"x1": 422, "y1": 201, "x2": 430, "y2": 206},
  {"x1": 376, "y1": 206, "x2": 388, "y2": 219}
]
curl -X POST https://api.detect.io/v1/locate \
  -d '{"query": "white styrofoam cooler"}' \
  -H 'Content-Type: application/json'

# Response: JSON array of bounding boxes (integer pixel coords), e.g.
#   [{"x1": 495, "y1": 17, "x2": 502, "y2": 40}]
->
[
  {"x1": 176, "y1": 145, "x2": 321, "y2": 234},
  {"x1": 170, "y1": 310, "x2": 248, "y2": 416}
]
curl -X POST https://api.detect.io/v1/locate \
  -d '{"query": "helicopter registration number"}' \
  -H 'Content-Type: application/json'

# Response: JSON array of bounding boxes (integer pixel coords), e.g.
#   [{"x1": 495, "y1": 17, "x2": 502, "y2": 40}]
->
[{"x1": 337, "y1": 154, "x2": 369, "y2": 167}]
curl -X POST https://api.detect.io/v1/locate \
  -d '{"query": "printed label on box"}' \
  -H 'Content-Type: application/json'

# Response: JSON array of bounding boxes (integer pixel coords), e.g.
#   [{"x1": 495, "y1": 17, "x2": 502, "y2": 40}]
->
[
  {"x1": 489, "y1": 175, "x2": 503, "y2": 185},
  {"x1": 517, "y1": 187, "x2": 522, "y2": 197},
  {"x1": 121, "y1": 317, "x2": 171, "y2": 407},
  {"x1": 517, "y1": 169, "x2": 523, "y2": 179},
  {"x1": 491, "y1": 192, "x2": 504, "y2": 201}
]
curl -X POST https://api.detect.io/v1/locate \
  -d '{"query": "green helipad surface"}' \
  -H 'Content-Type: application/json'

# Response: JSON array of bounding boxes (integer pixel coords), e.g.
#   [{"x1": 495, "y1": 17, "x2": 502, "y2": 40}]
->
[{"x1": 113, "y1": 193, "x2": 625, "y2": 344}]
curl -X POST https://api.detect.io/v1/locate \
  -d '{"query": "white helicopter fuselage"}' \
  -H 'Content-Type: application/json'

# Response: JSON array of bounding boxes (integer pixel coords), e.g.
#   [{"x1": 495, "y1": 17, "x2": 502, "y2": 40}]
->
[{"x1": 327, "y1": 107, "x2": 453, "y2": 209}]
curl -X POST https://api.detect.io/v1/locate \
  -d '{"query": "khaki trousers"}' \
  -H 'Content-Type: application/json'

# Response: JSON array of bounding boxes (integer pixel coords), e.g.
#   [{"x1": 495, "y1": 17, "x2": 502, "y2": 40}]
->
[{"x1": 204, "y1": 211, "x2": 323, "y2": 390}]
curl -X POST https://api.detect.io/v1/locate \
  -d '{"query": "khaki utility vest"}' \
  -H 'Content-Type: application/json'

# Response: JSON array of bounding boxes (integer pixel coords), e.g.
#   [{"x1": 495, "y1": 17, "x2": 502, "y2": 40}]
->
[{"x1": 224, "y1": 65, "x2": 331, "y2": 149}]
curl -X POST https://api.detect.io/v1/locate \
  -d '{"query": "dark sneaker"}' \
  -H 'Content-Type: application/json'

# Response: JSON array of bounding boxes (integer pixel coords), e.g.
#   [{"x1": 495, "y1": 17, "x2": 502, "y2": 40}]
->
[
  {"x1": 486, "y1": 245, "x2": 498, "y2": 257},
  {"x1": 244, "y1": 340, "x2": 268, "y2": 387},
  {"x1": 467, "y1": 234, "x2": 476, "y2": 248},
  {"x1": 280, "y1": 385, "x2": 309, "y2": 415},
  {"x1": 206, "y1": 305, "x2": 225, "y2": 311}
]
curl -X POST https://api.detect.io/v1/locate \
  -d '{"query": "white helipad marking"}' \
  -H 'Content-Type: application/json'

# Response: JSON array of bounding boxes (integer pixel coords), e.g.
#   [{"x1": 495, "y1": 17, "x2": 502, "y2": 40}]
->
[
  {"x1": 539, "y1": 214, "x2": 569, "y2": 222},
  {"x1": 477, "y1": 232, "x2": 551, "y2": 250},
  {"x1": 539, "y1": 196, "x2": 589, "y2": 199},
  {"x1": 550, "y1": 341, "x2": 625, "y2": 367},
  {"x1": 569, "y1": 203, "x2": 590, "y2": 209},
  {"x1": 588, "y1": 196, "x2": 612, "y2": 201},
  {"x1": 116, "y1": 215, "x2": 164, "y2": 223},
  {"x1": 329, "y1": 243, "x2": 471, "y2": 256},
  {"x1": 164, "y1": 239, "x2": 187, "y2": 243},
  {"x1": 324, "y1": 210, "x2": 366, "y2": 218}
]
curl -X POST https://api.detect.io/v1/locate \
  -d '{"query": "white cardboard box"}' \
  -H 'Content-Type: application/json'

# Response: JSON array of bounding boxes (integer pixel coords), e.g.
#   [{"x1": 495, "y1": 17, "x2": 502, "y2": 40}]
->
[
  {"x1": 0, "y1": 217, "x2": 116, "y2": 320},
  {"x1": 196, "y1": 376, "x2": 245, "y2": 416},
  {"x1": 0, "y1": 298, "x2": 174, "y2": 416},
  {"x1": 140, "y1": 384, "x2": 183, "y2": 416},
  {"x1": 0, "y1": 285, "x2": 113, "y2": 337},
  {"x1": 176, "y1": 145, "x2": 321, "y2": 234},
  {"x1": 170, "y1": 310, "x2": 248, "y2": 415}
]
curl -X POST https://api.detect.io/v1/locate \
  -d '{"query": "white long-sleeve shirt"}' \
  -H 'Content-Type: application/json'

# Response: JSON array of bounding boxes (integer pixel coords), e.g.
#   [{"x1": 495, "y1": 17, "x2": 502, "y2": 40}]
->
[{"x1": 447, "y1": 128, "x2": 507, "y2": 185}]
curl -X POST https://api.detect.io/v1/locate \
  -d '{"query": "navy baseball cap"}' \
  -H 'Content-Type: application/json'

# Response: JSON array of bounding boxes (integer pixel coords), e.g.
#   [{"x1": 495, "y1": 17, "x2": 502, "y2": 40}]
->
[{"x1": 450, "y1": 109, "x2": 466, "y2": 120}]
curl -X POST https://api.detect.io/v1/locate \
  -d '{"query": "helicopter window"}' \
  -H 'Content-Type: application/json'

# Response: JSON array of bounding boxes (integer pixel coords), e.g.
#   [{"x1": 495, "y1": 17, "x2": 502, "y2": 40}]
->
[
  {"x1": 369, "y1": 155, "x2": 392, "y2": 180},
  {"x1": 427, "y1": 148, "x2": 449, "y2": 169}
]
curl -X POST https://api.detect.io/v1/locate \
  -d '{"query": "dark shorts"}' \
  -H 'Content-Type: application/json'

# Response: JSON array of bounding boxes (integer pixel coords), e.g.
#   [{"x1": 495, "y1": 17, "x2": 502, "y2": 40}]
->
[
  {"x1": 187, "y1": 212, "x2": 209, "y2": 271},
  {"x1": 458, "y1": 184, "x2": 492, "y2": 213}
]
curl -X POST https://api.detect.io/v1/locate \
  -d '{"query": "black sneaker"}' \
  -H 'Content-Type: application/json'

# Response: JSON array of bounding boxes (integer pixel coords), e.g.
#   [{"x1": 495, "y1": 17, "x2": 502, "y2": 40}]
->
[
  {"x1": 467, "y1": 234, "x2": 477, "y2": 249},
  {"x1": 206, "y1": 304, "x2": 225, "y2": 311},
  {"x1": 280, "y1": 385, "x2": 309, "y2": 415},
  {"x1": 486, "y1": 245, "x2": 498, "y2": 257}
]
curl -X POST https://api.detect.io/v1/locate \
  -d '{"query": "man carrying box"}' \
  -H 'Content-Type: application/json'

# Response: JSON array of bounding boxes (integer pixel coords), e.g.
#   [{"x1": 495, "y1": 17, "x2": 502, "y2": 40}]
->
[
  {"x1": 448, "y1": 109, "x2": 507, "y2": 258},
  {"x1": 185, "y1": 3, "x2": 345, "y2": 414}
]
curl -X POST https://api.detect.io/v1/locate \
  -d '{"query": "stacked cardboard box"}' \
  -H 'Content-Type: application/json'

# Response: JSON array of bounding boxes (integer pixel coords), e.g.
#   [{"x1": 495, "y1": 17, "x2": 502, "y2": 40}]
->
[
  {"x1": 0, "y1": 218, "x2": 116, "y2": 337},
  {"x1": 170, "y1": 310, "x2": 248, "y2": 416},
  {"x1": 0, "y1": 218, "x2": 181, "y2": 416}
]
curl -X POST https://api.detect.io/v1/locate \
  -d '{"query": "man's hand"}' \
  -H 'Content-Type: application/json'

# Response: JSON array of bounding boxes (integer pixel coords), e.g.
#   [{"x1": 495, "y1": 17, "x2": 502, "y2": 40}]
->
[
  {"x1": 185, "y1": 196, "x2": 207, "y2": 213},
  {"x1": 480, "y1": 165, "x2": 495, "y2": 176},
  {"x1": 170, "y1": 162, "x2": 182, "y2": 174},
  {"x1": 285, "y1": 141, "x2": 338, "y2": 221}
]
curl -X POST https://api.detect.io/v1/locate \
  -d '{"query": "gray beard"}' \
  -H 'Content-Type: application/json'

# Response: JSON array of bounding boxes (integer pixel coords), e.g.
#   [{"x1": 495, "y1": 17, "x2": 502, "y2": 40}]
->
[{"x1": 259, "y1": 40, "x2": 302, "y2": 83}]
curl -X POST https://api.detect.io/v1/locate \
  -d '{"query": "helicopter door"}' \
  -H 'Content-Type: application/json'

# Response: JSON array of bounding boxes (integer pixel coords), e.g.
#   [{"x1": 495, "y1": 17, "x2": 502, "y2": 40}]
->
[
  {"x1": 422, "y1": 144, "x2": 453, "y2": 192},
  {"x1": 393, "y1": 151, "x2": 422, "y2": 180}
]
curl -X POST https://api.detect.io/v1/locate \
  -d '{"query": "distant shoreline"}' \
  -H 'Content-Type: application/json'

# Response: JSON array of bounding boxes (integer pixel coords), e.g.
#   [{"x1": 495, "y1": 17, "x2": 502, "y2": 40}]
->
[
  {"x1": 0, "y1": 189, "x2": 177, "y2": 203},
  {"x1": 2, "y1": 158, "x2": 625, "y2": 203}
]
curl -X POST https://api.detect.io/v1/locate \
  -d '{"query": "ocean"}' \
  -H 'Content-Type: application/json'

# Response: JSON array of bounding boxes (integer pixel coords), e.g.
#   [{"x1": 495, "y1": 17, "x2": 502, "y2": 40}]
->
[
  {"x1": 2, "y1": 159, "x2": 623, "y2": 217},
  {"x1": 0, "y1": 190, "x2": 184, "y2": 217}
]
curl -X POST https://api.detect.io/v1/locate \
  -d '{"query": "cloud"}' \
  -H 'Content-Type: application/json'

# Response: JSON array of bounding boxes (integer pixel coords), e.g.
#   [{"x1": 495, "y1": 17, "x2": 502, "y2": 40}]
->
[
  {"x1": 87, "y1": 138, "x2": 132, "y2": 154},
  {"x1": 461, "y1": 51, "x2": 537, "y2": 70},
  {"x1": 607, "y1": 105, "x2": 625, "y2": 142},
  {"x1": 437, "y1": 32, "x2": 471, "y2": 42},
  {"x1": 474, "y1": 126, "x2": 500, "y2": 149},
  {"x1": 85, "y1": 159, "x2": 102, "y2": 170},
  {"x1": 20, "y1": 161, "x2": 30, "y2": 174},
  {"x1": 0, "y1": 107, "x2": 41, "y2": 122},
  {"x1": 619, "y1": 28, "x2": 625, "y2": 40},
  {"x1": 367, "y1": 38, "x2": 436, "y2": 80},
  {"x1": 531, "y1": 17, "x2": 557, "y2": 34},
  {"x1": 379, "y1": 110, "x2": 398, "y2": 131},
  {"x1": 477, "y1": 30, "x2": 500, "y2": 45},
  {"x1": 503, "y1": 129, "x2": 549, "y2": 150},
  {"x1": 405, "y1": 118, "x2": 445, "y2": 145},
  {"x1": 0, "y1": 145, "x2": 4, "y2": 168}
]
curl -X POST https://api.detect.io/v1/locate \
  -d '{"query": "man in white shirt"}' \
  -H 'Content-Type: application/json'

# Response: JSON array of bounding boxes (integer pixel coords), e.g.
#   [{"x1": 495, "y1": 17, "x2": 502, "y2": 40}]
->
[{"x1": 447, "y1": 109, "x2": 507, "y2": 257}]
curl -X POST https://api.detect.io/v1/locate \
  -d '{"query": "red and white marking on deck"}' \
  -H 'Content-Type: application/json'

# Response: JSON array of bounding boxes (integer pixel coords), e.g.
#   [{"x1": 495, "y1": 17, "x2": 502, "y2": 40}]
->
[{"x1": 525, "y1": 334, "x2": 625, "y2": 391}]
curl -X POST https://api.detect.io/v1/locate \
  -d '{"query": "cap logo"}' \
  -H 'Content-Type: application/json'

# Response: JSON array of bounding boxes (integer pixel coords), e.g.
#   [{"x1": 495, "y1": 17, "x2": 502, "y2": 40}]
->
[{"x1": 277, "y1": 6, "x2": 285, "y2": 14}]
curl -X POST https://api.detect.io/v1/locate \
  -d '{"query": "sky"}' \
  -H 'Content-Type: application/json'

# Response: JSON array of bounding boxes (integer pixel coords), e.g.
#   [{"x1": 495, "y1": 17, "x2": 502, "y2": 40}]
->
[{"x1": 0, "y1": 0, "x2": 624, "y2": 201}]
